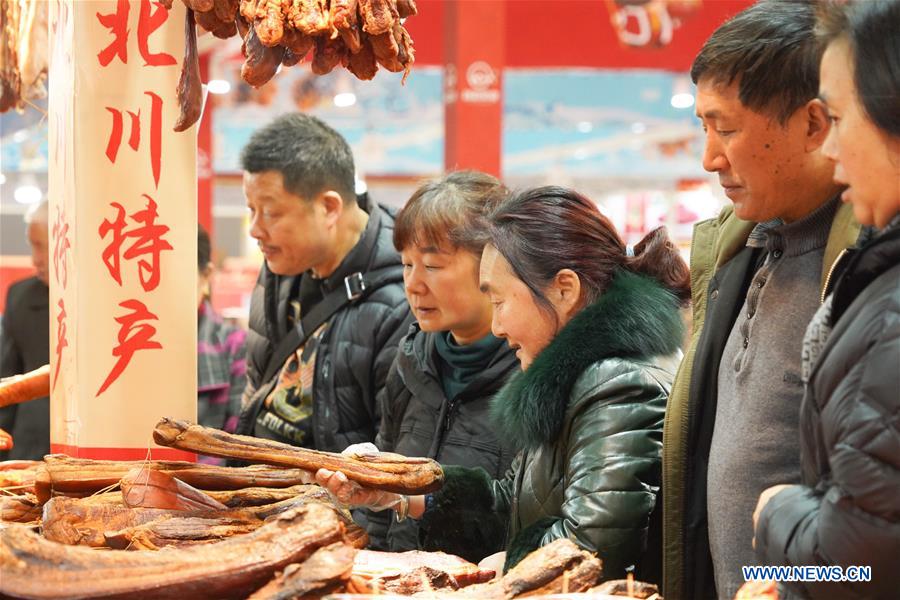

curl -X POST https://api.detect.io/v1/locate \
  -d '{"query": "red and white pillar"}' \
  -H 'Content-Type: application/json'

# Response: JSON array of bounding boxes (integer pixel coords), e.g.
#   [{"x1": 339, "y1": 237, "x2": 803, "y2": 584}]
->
[
  {"x1": 443, "y1": 0, "x2": 505, "y2": 177},
  {"x1": 48, "y1": 0, "x2": 197, "y2": 460}
]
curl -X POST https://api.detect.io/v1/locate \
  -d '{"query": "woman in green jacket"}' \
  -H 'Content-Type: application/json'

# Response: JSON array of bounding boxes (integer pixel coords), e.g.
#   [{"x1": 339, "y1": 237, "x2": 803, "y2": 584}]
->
[{"x1": 317, "y1": 186, "x2": 689, "y2": 583}]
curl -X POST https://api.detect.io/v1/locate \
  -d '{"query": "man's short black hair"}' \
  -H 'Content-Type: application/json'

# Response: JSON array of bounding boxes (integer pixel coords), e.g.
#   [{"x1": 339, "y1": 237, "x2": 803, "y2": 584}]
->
[
  {"x1": 240, "y1": 113, "x2": 356, "y2": 204},
  {"x1": 691, "y1": 0, "x2": 822, "y2": 123}
]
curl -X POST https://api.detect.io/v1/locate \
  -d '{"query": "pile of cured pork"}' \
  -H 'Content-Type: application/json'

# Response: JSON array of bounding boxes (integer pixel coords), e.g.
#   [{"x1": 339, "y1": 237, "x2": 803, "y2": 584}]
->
[{"x1": 0, "y1": 419, "x2": 659, "y2": 599}]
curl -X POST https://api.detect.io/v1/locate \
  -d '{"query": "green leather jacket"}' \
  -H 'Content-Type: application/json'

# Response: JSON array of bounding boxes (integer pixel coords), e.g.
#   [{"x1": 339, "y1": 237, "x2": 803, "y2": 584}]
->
[{"x1": 419, "y1": 271, "x2": 684, "y2": 583}]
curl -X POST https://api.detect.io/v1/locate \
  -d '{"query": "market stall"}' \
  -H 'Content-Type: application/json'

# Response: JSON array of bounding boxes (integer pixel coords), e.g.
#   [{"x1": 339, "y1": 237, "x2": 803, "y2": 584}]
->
[{"x1": 0, "y1": 418, "x2": 667, "y2": 599}]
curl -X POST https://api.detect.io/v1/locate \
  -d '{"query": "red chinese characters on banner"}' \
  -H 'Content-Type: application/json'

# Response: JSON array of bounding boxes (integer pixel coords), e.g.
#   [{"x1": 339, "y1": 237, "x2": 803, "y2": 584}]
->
[
  {"x1": 96, "y1": 0, "x2": 176, "y2": 67},
  {"x1": 93, "y1": 0, "x2": 178, "y2": 396},
  {"x1": 53, "y1": 206, "x2": 71, "y2": 289},
  {"x1": 105, "y1": 91, "x2": 163, "y2": 189},
  {"x1": 52, "y1": 206, "x2": 72, "y2": 391},
  {"x1": 54, "y1": 300, "x2": 68, "y2": 391},
  {"x1": 97, "y1": 300, "x2": 162, "y2": 396},
  {"x1": 138, "y1": 0, "x2": 177, "y2": 66},
  {"x1": 96, "y1": 0, "x2": 128, "y2": 66},
  {"x1": 99, "y1": 195, "x2": 173, "y2": 292}
]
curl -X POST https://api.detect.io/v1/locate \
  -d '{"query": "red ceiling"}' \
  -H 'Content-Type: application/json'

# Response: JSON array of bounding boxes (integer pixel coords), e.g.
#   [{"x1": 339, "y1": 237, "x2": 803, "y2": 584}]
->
[{"x1": 404, "y1": 0, "x2": 754, "y2": 71}]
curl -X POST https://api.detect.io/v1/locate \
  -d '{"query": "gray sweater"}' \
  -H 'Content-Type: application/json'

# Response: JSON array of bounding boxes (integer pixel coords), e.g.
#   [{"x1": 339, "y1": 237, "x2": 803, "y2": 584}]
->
[{"x1": 707, "y1": 197, "x2": 840, "y2": 600}]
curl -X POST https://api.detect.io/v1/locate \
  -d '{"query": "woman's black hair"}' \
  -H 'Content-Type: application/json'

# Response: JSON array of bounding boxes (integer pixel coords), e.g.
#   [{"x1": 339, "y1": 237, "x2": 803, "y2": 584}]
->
[
  {"x1": 485, "y1": 186, "x2": 690, "y2": 324},
  {"x1": 817, "y1": 0, "x2": 900, "y2": 137}
]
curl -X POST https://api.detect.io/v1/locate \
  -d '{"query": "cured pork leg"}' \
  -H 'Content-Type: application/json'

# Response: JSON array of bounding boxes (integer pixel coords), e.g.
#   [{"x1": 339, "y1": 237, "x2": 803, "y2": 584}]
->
[
  {"x1": 409, "y1": 539, "x2": 604, "y2": 598},
  {"x1": 121, "y1": 467, "x2": 227, "y2": 511},
  {"x1": 0, "y1": 493, "x2": 40, "y2": 525},
  {"x1": 249, "y1": 542, "x2": 357, "y2": 599},
  {"x1": 352, "y1": 549, "x2": 496, "y2": 586},
  {"x1": 34, "y1": 455, "x2": 315, "y2": 504},
  {"x1": 153, "y1": 418, "x2": 444, "y2": 495},
  {"x1": 0, "y1": 503, "x2": 347, "y2": 600},
  {"x1": 41, "y1": 487, "x2": 339, "y2": 549},
  {"x1": 41, "y1": 497, "x2": 172, "y2": 547}
]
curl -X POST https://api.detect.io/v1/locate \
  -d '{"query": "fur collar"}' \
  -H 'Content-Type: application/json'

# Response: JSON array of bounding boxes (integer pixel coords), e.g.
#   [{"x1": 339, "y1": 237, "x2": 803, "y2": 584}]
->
[{"x1": 490, "y1": 270, "x2": 683, "y2": 449}]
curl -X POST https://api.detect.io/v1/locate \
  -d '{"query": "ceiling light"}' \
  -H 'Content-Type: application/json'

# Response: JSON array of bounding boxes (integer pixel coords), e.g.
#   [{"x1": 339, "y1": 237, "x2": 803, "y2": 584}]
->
[
  {"x1": 334, "y1": 92, "x2": 357, "y2": 108},
  {"x1": 14, "y1": 184, "x2": 42, "y2": 205},
  {"x1": 671, "y1": 93, "x2": 695, "y2": 109},
  {"x1": 207, "y1": 79, "x2": 231, "y2": 94}
]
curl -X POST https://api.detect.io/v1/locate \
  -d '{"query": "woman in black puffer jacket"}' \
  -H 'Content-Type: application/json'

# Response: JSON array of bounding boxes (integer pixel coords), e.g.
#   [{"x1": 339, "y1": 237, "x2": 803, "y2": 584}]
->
[
  {"x1": 752, "y1": 2, "x2": 900, "y2": 599},
  {"x1": 367, "y1": 171, "x2": 521, "y2": 553}
]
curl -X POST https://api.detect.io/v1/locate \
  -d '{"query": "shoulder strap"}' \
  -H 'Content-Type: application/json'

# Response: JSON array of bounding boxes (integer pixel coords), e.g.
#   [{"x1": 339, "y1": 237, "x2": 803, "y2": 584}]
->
[{"x1": 260, "y1": 264, "x2": 404, "y2": 384}]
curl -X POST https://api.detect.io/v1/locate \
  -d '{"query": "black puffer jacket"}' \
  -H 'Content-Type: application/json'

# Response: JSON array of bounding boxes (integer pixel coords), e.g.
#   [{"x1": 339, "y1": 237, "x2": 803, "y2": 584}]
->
[
  {"x1": 236, "y1": 200, "x2": 413, "y2": 452},
  {"x1": 373, "y1": 323, "x2": 521, "y2": 551},
  {"x1": 755, "y1": 221, "x2": 900, "y2": 599}
]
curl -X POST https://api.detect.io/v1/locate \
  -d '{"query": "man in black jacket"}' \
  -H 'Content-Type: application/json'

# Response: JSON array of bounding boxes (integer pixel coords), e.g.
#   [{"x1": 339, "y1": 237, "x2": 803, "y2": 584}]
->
[
  {"x1": 1, "y1": 201, "x2": 50, "y2": 460},
  {"x1": 235, "y1": 114, "x2": 412, "y2": 454}
]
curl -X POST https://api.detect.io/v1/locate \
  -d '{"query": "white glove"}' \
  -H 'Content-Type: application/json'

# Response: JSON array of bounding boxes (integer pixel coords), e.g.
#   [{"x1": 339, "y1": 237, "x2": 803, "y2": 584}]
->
[
  {"x1": 341, "y1": 442, "x2": 380, "y2": 458},
  {"x1": 315, "y1": 467, "x2": 403, "y2": 512}
]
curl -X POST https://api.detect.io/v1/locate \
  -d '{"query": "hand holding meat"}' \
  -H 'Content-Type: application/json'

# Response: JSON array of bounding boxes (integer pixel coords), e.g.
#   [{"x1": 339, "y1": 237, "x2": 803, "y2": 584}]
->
[
  {"x1": 153, "y1": 418, "x2": 444, "y2": 495},
  {"x1": 315, "y1": 467, "x2": 403, "y2": 511}
]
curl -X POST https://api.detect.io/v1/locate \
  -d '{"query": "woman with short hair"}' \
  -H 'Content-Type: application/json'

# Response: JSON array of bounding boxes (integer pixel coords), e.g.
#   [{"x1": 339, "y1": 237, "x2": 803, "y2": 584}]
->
[{"x1": 363, "y1": 171, "x2": 520, "y2": 553}]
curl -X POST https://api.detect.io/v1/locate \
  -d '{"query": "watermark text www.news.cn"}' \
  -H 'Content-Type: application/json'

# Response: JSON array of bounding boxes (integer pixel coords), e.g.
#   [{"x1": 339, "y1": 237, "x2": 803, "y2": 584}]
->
[{"x1": 743, "y1": 565, "x2": 872, "y2": 583}]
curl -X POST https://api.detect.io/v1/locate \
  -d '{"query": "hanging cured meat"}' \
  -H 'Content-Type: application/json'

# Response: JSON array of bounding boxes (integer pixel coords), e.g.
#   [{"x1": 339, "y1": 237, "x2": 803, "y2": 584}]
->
[
  {"x1": 0, "y1": 0, "x2": 48, "y2": 113},
  {"x1": 174, "y1": 0, "x2": 415, "y2": 97}
]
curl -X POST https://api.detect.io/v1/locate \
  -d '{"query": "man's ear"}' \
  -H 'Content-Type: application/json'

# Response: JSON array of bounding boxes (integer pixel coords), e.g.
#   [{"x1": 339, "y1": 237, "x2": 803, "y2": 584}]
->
[
  {"x1": 805, "y1": 99, "x2": 831, "y2": 152},
  {"x1": 317, "y1": 191, "x2": 345, "y2": 228},
  {"x1": 549, "y1": 268, "x2": 582, "y2": 321}
]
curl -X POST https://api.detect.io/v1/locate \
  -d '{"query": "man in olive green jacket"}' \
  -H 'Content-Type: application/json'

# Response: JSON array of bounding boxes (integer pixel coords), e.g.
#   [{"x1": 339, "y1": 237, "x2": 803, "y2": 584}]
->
[{"x1": 661, "y1": 2, "x2": 861, "y2": 599}]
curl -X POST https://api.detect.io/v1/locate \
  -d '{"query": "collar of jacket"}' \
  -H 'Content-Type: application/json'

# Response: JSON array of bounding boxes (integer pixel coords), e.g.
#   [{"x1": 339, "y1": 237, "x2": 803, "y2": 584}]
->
[
  {"x1": 316, "y1": 201, "x2": 384, "y2": 295},
  {"x1": 688, "y1": 199, "x2": 860, "y2": 328},
  {"x1": 832, "y1": 216, "x2": 900, "y2": 322},
  {"x1": 696, "y1": 199, "x2": 859, "y2": 292},
  {"x1": 490, "y1": 270, "x2": 684, "y2": 449},
  {"x1": 397, "y1": 322, "x2": 519, "y2": 395}
]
